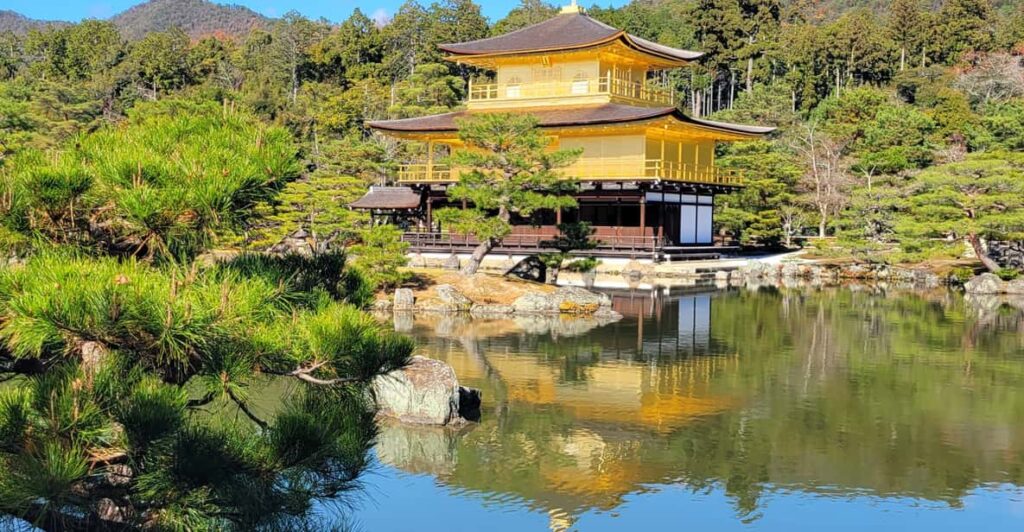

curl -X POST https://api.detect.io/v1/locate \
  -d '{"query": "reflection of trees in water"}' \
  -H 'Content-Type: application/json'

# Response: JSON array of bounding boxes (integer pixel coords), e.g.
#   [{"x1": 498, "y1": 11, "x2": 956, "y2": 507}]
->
[{"x1": 379, "y1": 289, "x2": 1024, "y2": 524}]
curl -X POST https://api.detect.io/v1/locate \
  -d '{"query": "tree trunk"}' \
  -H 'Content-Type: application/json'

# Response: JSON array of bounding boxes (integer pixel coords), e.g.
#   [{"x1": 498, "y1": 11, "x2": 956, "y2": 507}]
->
[
  {"x1": 461, "y1": 238, "x2": 494, "y2": 275},
  {"x1": 818, "y1": 215, "x2": 827, "y2": 238},
  {"x1": 746, "y1": 35, "x2": 755, "y2": 93},
  {"x1": 547, "y1": 264, "x2": 561, "y2": 285},
  {"x1": 967, "y1": 234, "x2": 1001, "y2": 272},
  {"x1": 461, "y1": 207, "x2": 510, "y2": 275},
  {"x1": 900, "y1": 47, "x2": 906, "y2": 71}
]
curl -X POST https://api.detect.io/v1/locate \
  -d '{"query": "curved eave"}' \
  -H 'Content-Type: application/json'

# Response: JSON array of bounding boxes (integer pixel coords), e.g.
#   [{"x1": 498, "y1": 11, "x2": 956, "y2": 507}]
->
[
  {"x1": 441, "y1": 36, "x2": 703, "y2": 69},
  {"x1": 368, "y1": 107, "x2": 774, "y2": 140},
  {"x1": 674, "y1": 112, "x2": 776, "y2": 138}
]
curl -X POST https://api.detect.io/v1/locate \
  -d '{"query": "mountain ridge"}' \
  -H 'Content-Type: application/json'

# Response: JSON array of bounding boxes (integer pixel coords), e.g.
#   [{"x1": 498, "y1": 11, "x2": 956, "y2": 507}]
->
[{"x1": 0, "y1": 0, "x2": 269, "y2": 40}]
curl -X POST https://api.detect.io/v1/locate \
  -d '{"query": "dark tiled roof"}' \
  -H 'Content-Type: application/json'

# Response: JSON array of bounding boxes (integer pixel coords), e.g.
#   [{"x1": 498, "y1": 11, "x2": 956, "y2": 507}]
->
[
  {"x1": 349, "y1": 186, "x2": 421, "y2": 210},
  {"x1": 439, "y1": 13, "x2": 702, "y2": 62},
  {"x1": 367, "y1": 104, "x2": 775, "y2": 136}
]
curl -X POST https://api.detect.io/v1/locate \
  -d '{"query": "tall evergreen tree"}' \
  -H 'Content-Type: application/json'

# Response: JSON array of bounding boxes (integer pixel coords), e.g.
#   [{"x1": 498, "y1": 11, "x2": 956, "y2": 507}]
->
[
  {"x1": 935, "y1": 0, "x2": 996, "y2": 63},
  {"x1": 435, "y1": 113, "x2": 580, "y2": 275}
]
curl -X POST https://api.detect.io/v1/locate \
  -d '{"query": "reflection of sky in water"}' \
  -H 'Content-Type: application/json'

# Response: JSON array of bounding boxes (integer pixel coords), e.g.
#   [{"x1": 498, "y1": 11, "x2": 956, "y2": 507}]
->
[
  {"x1": 355, "y1": 464, "x2": 1024, "y2": 531},
  {"x1": 350, "y1": 288, "x2": 1024, "y2": 530}
]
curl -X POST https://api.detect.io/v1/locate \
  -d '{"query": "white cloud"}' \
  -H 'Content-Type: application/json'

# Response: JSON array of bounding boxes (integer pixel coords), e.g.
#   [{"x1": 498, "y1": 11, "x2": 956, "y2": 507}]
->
[{"x1": 371, "y1": 7, "x2": 390, "y2": 26}]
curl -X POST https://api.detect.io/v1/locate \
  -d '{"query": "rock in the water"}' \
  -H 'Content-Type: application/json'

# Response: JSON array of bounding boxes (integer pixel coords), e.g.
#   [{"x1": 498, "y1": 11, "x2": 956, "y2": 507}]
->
[
  {"x1": 511, "y1": 286, "x2": 611, "y2": 314},
  {"x1": 373, "y1": 298, "x2": 393, "y2": 312},
  {"x1": 1006, "y1": 279, "x2": 1024, "y2": 294},
  {"x1": 434, "y1": 284, "x2": 473, "y2": 311},
  {"x1": 442, "y1": 254, "x2": 461, "y2": 270},
  {"x1": 512, "y1": 292, "x2": 556, "y2": 313},
  {"x1": 470, "y1": 303, "x2": 515, "y2": 317},
  {"x1": 393, "y1": 288, "x2": 415, "y2": 310},
  {"x1": 553, "y1": 286, "x2": 609, "y2": 313},
  {"x1": 372, "y1": 356, "x2": 480, "y2": 425},
  {"x1": 965, "y1": 272, "x2": 1004, "y2": 294}
]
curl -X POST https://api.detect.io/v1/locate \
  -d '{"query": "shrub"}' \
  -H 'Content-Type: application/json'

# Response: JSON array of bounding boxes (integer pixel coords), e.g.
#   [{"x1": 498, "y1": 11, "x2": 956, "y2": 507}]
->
[{"x1": 995, "y1": 268, "x2": 1020, "y2": 281}]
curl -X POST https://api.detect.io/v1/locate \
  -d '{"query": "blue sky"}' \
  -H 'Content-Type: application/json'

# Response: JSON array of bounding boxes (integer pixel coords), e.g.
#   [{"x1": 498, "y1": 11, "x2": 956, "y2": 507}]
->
[{"x1": 6, "y1": 1, "x2": 630, "y2": 24}]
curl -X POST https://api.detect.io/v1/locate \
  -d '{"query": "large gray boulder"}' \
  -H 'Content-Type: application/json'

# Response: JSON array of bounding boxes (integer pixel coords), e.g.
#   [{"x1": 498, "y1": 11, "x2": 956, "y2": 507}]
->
[
  {"x1": 512, "y1": 292, "x2": 556, "y2": 313},
  {"x1": 442, "y1": 254, "x2": 461, "y2": 270},
  {"x1": 511, "y1": 286, "x2": 612, "y2": 314},
  {"x1": 1005, "y1": 279, "x2": 1024, "y2": 294},
  {"x1": 393, "y1": 288, "x2": 415, "y2": 310},
  {"x1": 371, "y1": 356, "x2": 480, "y2": 425},
  {"x1": 470, "y1": 303, "x2": 515, "y2": 317},
  {"x1": 434, "y1": 284, "x2": 473, "y2": 311},
  {"x1": 965, "y1": 272, "x2": 1004, "y2": 294}
]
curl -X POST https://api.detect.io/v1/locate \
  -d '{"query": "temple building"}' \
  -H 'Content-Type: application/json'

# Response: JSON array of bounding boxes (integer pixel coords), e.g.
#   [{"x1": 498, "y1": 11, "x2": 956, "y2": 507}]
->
[{"x1": 354, "y1": 3, "x2": 774, "y2": 261}]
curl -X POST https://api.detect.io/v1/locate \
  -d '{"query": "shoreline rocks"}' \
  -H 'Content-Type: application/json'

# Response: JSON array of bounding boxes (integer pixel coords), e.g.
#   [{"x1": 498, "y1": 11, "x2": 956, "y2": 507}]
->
[
  {"x1": 394, "y1": 283, "x2": 622, "y2": 320},
  {"x1": 735, "y1": 261, "x2": 944, "y2": 288},
  {"x1": 964, "y1": 272, "x2": 1024, "y2": 295}
]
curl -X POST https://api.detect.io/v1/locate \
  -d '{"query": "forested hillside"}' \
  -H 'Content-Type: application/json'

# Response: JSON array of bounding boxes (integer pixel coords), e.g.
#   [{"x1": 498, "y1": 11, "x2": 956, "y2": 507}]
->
[
  {"x1": 0, "y1": 10, "x2": 68, "y2": 34},
  {"x1": 0, "y1": 0, "x2": 1022, "y2": 266},
  {"x1": 111, "y1": 0, "x2": 270, "y2": 40},
  {"x1": 0, "y1": 0, "x2": 268, "y2": 39}
]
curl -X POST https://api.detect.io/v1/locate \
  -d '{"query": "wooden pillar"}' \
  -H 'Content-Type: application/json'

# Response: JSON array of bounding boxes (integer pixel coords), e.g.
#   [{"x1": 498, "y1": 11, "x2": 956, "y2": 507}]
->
[
  {"x1": 425, "y1": 194, "x2": 433, "y2": 230},
  {"x1": 427, "y1": 140, "x2": 434, "y2": 178},
  {"x1": 556, "y1": 207, "x2": 562, "y2": 225},
  {"x1": 639, "y1": 196, "x2": 647, "y2": 239},
  {"x1": 657, "y1": 189, "x2": 665, "y2": 240}
]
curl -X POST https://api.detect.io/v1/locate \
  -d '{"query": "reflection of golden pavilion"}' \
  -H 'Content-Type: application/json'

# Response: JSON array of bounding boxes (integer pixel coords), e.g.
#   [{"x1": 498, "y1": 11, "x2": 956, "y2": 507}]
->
[{"x1": 377, "y1": 291, "x2": 735, "y2": 523}]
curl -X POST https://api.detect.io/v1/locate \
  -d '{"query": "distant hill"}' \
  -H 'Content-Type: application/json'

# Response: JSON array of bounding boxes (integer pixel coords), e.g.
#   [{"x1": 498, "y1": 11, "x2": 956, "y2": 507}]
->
[
  {"x1": 0, "y1": 10, "x2": 69, "y2": 34},
  {"x1": 111, "y1": 0, "x2": 270, "y2": 40},
  {"x1": 1, "y1": 1, "x2": 268, "y2": 40}
]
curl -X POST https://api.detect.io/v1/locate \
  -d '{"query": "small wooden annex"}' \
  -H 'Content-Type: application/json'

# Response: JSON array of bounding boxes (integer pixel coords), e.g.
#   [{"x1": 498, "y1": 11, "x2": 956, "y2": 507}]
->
[{"x1": 355, "y1": 2, "x2": 774, "y2": 261}]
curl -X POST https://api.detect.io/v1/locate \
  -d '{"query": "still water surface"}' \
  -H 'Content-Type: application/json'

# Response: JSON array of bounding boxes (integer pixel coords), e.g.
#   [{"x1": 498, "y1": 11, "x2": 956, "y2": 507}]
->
[{"x1": 354, "y1": 287, "x2": 1024, "y2": 531}]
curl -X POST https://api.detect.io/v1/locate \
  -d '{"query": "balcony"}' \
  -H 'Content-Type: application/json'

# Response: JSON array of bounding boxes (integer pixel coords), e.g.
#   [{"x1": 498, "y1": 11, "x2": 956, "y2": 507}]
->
[
  {"x1": 396, "y1": 164, "x2": 452, "y2": 183},
  {"x1": 396, "y1": 160, "x2": 742, "y2": 186},
  {"x1": 468, "y1": 75, "x2": 674, "y2": 107}
]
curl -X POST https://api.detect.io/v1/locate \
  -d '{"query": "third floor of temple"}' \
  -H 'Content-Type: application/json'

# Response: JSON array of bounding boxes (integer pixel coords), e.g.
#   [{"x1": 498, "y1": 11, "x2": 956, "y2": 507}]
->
[{"x1": 443, "y1": 3, "x2": 702, "y2": 110}]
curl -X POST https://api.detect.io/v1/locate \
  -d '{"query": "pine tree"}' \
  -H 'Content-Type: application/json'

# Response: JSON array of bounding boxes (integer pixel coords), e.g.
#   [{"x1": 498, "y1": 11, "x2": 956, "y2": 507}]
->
[
  {"x1": 896, "y1": 152, "x2": 1024, "y2": 271},
  {"x1": 887, "y1": 0, "x2": 926, "y2": 71},
  {"x1": 935, "y1": 0, "x2": 996, "y2": 64},
  {"x1": 0, "y1": 100, "x2": 411, "y2": 530},
  {"x1": 435, "y1": 113, "x2": 580, "y2": 275},
  {"x1": 492, "y1": 0, "x2": 558, "y2": 35}
]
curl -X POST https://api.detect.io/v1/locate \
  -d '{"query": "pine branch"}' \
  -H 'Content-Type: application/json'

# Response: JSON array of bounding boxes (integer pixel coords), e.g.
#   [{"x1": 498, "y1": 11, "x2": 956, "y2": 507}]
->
[{"x1": 226, "y1": 387, "x2": 268, "y2": 430}]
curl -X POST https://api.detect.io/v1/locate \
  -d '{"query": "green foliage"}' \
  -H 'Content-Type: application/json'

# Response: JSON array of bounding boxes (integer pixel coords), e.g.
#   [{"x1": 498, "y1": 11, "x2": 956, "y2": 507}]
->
[
  {"x1": 539, "y1": 222, "x2": 598, "y2": 282},
  {"x1": 895, "y1": 152, "x2": 1024, "y2": 270},
  {"x1": 250, "y1": 172, "x2": 372, "y2": 249},
  {"x1": 0, "y1": 78, "x2": 411, "y2": 527},
  {"x1": 0, "y1": 251, "x2": 412, "y2": 528},
  {"x1": 969, "y1": 100, "x2": 1024, "y2": 150},
  {"x1": 563, "y1": 256, "x2": 600, "y2": 273},
  {"x1": 715, "y1": 140, "x2": 802, "y2": 247},
  {"x1": 349, "y1": 224, "x2": 410, "y2": 291},
  {"x1": 0, "y1": 98, "x2": 301, "y2": 262},
  {"x1": 995, "y1": 267, "x2": 1020, "y2": 281},
  {"x1": 437, "y1": 113, "x2": 579, "y2": 240},
  {"x1": 949, "y1": 266, "x2": 977, "y2": 284}
]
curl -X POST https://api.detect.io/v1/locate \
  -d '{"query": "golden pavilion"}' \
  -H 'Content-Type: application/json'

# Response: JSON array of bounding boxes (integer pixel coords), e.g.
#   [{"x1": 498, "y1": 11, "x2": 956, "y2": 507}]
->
[{"x1": 355, "y1": 2, "x2": 774, "y2": 261}]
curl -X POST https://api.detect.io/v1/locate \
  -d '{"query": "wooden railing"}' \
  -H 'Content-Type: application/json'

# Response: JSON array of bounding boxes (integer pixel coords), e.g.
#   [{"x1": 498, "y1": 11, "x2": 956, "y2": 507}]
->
[
  {"x1": 396, "y1": 160, "x2": 743, "y2": 186},
  {"x1": 402, "y1": 230, "x2": 665, "y2": 254},
  {"x1": 468, "y1": 74, "x2": 674, "y2": 106},
  {"x1": 396, "y1": 164, "x2": 452, "y2": 183}
]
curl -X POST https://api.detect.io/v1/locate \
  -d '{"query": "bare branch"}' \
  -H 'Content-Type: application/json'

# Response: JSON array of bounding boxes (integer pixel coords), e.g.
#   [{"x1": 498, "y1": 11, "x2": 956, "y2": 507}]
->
[{"x1": 226, "y1": 388, "x2": 268, "y2": 430}]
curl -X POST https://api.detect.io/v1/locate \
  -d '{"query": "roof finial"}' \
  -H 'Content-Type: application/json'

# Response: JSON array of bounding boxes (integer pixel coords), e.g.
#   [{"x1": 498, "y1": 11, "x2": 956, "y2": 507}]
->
[{"x1": 561, "y1": 1, "x2": 583, "y2": 14}]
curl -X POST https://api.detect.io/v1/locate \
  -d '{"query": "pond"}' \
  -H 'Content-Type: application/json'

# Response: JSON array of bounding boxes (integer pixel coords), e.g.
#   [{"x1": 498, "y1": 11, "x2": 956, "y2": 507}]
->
[{"x1": 352, "y1": 287, "x2": 1024, "y2": 531}]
